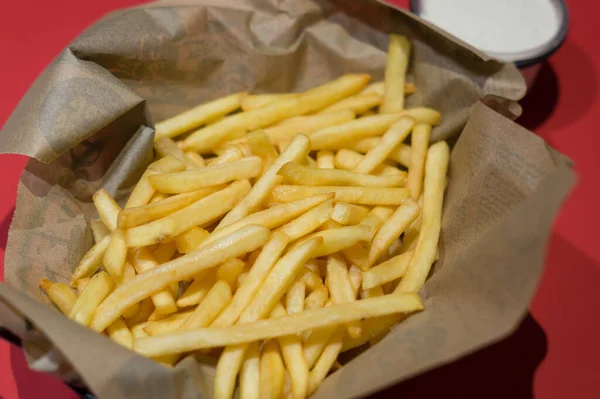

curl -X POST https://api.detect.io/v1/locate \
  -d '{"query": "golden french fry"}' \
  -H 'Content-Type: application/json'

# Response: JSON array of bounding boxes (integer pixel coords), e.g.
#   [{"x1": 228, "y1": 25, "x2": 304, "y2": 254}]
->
[
  {"x1": 118, "y1": 263, "x2": 140, "y2": 319},
  {"x1": 330, "y1": 203, "x2": 369, "y2": 225},
  {"x1": 320, "y1": 93, "x2": 382, "y2": 115},
  {"x1": 107, "y1": 318, "x2": 134, "y2": 349},
  {"x1": 216, "y1": 134, "x2": 311, "y2": 229},
  {"x1": 302, "y1": 225, "x2": 370, "y2": 258},
  {"x1": 126, "y1": 156, "x2": 187, "y2": 208},
  {"x1": 70, "y1": 234, "x2": 111, "y2": 286},
  {"x1": 307, "y1": 327, "x2": 345, "y2": 395},
  {"x1": 39, "y1": 279, "x2": 77, "y2": 315},
  {"x1": 92, "y1": 225, "x2": 270, "y2": 332},
  {"x1": 215, "y1": 344, "x2": 248, "y2": 399},
  {"x1": 400, "y1": 196, "x2": 423, "y2": 252},
  {"x1": 341, "y1": 314, "x2": 399, "y2": 352},
  {"x1": 275, "y1": 199, "x2": 333, "y2": 242},
  {"x1": 217, "y1": 258, "x2": 246, "y2": 289},
  {"x1": 265, "y1": 110, "x2": 355, "y2": 143},
  {"x1": 143, "y1": 310, "x2": 194, "y2": 336},
  {"x1": 176, "y1": 270, "x2": 216, "y2": 308},
  {"x1": 260, "y1": 339, "x2": 286, "y2": 399},
  {"x1": 179, "y1": 281, "x2": 232, "y2": 331},
  {"x1": 360, "y1": 285, "x2": 384, "y2": 299},
  {"x1": 175, "y1": 227, "x2": 210, "y2": 254},
  {"x1": 304, "y1": 285, "x2": 329, "y2": 310},
  {"x1": 125, "y1": 180, "x2": 251, "y2": 248},
  {"x1": 205, "y1": 194, "x2": 332, "y2": 247},
  {"x1": 334, "y1": 149, "x2": 406, "y2": 177},
  {"x1": 380, "y1": 34, "x2": 411, "y2": 113},
  {"x1": 242, "y1": 93, "x2": 297, "y2": 112},
  {"x1": 316, "y1": 151, "x2": 334, "y2": 169},
  {"x1": 103, "y1": 228, "x2": 127, "y2": 278},
  {"x1": 359, "y1": 206, "x2": 396, "y2": 239},
  {"x1": 359, "y1": 81, "x2": 416, "y2": 96},
  {"x1": 238, "y1": 237, "x2": 322, "y2": 324},
  {"x1": 303, "y1": 323, "x2": 337, "y2": 369},
  {"x1": 90, "y1": 219, "x2": 110, "y2": 243},
  {"x1": 279, "y1": 162, "x2": 405, "y2": 187},
  {"x1": 131, "y1": 247, "x2": 178, "y2": 318},
  {"x1": 118, "y1": 189, "x2": 217, "y2": 229},
  {"x1": 271, "y1": 304, "x2": 309, "y2": 399},
  {"x1": 212, "y1": 232, "x2": 290, "y2": 328},
  {"x1": 134, "y1": 293, "x2": 423, "y2": 357},
  {"x1": 184, "y1": 151, "x2": 206, "y2": 168},
  {"x1": 353, "y1": 117, "x2": 414, "y2": 174},
  {"x1": 298, "y1": 267, "x2": 324, "y2": 291},
  {"x1": 93, "y1": 189, "x2": 121, "y2": 231},
  {"x1": 341, "y1": 243, "x2": 369, "y2": 272},
  {"x1": 286, "y1": 278, "x2": 305, "y2": 315},
  {"x1": 247, "y1": 130, "x2": 279, "y2": 175},
  {"x1": 124, "y1": 298, "x2": 155, "y2": 326},
  {"x1": 149, "y1": 157, "x2": 262, "y2": 194},
  {"x1": 240, "y1": 341, "x2": 261, "y2": 399},
  {"x1": 76, "y1": 278, "x2": 90, "y2": 294},
  {"x1": 326, "y1": 255, "x2": 361, "y2": 338},
  {"x1": 154, "y1": 92, "x2": 248, "y2": 140},
  {"x1": 298, "y1": 74, "x2": 371, "y2": 114},
  {"x1": 366, "y1": 200, "x2": 420, "y2": 268},
  {"x1": 69, "y1": 271, "x2": 114, "y2": 326},
  {"x1": 362, "y1": 250, "x2": 413, "y2": 290},
  {"x1": 154, "y1": 137, "x2": 197, "y2": 169},
  {"x1": 349, "y1": 137, "x2": 412, "y2": 167},
  {"x1": 406, "y1": 123, "x2": 431, "y2": 200},
  {"x1": 396, "y1": 141, "x2": 449, "y2": 293},
  {"x1": 270, "y1": 185, "x2": 410, "y2": 206},
  {"x1": 207, "y1": 146, "x2": 244, "y2": 166},
  {"x1": 348, "y1": 265, "x2": 362, "y2": 298}
]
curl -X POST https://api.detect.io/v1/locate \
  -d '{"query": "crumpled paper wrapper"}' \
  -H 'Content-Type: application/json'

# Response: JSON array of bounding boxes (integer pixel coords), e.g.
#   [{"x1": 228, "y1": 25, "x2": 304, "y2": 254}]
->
[{"x1": 0, "y1": 0, "x2": 575, "y2": 398}]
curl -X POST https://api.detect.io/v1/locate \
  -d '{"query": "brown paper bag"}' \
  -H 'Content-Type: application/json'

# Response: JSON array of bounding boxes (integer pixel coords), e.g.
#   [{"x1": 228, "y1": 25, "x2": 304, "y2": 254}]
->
[{"x1": 0, "y1": 0, "x2": 575, "y2": 398}]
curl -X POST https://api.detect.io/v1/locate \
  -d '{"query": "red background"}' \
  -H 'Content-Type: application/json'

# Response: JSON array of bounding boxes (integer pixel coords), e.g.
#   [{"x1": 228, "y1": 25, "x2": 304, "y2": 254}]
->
[{"x1": 1, "y1": 0, "x2": 598, "y2": 398}]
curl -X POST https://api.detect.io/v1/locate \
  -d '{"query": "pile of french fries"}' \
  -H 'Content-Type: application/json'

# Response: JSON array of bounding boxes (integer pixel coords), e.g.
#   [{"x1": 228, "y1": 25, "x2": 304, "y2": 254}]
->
[{"x1": 39, "y1": 33, "x2": 449, "y2": 399}]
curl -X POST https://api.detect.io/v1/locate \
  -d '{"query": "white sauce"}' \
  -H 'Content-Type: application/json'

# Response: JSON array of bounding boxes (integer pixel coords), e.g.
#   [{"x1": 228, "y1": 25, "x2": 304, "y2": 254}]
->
[{"x1": 419, "y1": 0, "x2": 562, "y2": 61}]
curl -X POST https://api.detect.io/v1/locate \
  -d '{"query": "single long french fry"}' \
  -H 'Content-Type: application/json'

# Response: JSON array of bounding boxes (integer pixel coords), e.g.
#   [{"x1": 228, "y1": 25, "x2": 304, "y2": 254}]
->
[
  {"x1": 91, "y1": 225, "x2": 270, "y2": 332},
  {"x1": 90, "y1": 219, "x2": 110, "y2": 243},
  {"x1": 400, "y1": 196, "x2": 423, "y2": 253},
  {"x1": 133, "y1": 293, "x2": 423, "y2": 356},
  {"x1": 118, "y1": 189, "x2": 218, "y2": 229},
  {"x1": 175, "y1": 227, "x2": 210, "y2": 254},
  {"x1": 272, "y1": 304, "x2": 309, "y2": 399},
  {"x1": 307, "y1": 327, "x2": 345, "y2": 395},
  {"x1": 316, "y1": 151, "x2": 334, "y2": 169},
  {"x1": 326, "y1": 255, "x2": 361, "y2": 339},
  {"x1": 380, "y1": 34, "x2": 411, "y2": 113},
  {"x1": 154, "y1": 92, "x2": 248, "y2": 140},
  {"x1": 179, "y1": 280, "x2": 232, "y2": 330},
  {"x1": 330, "y1": 203, "x2": 369, "y2": 225},
  {"x1": 126, "y1": 156, "x2": 187, "y2": 209},
  {"x1": 275, "y1": 199, "x2": 333, "y2": 242},
  {"x1": 349, "y1": 137, "x2": 412, "y2": 167},
  {"x1": 279, "y1": 162, "x2": 404, "y2": 188},
  {"x1": 125, "y1": 180, "x2": 251, "y2": 248},
  {"x1": 334, "y1": 149, "x2": 406, "y2": 177},
  {"x1": 238, "y1": 237, "x2": 322, "y2": 324},
  {"x1": 216, "y1": 134, "x2": 311, "y2": 229},
  {"x1": 396, "y1": 141, "x2": 449, "y2": 293},
  {"x1": 148, "y1": 157, "x2": 262, "y2": 194},
  {"x1": 247, "y1": 130, "x2": 279, "y2": 175},
  {"x1": 366, "y1": 200, "x2": 420, "y2": 268},
  {"x1": 320, "y1": 93, "x2": 382, "y2": 115},
  {"x1": 93, "y1": 189, "x2": 121, "y2": 231},
  {"x1": 103, "y1": 228, "x2": 127, "y2": 278},
  {"x1": 217, "y1": 258, "x2": 246, "y2": 289},
  {"x1": 69, "y1": 271, "x2": 114, "y2": 326},
  {"x1": 215, "y1": 344, "x2": 249, "y2": 399},
  {"x1": 264, "y1": 110, "x2": 355, "y2": 143},
  {"x1": 242, "y1": 93, "x2": 297, "y2": 111},
  {"x1": 107, "y1": 318, "x2": 134, "y2": 349},
  {"x1": 70, "y1": 234, "x2": 111, "y2": 286},
  {"x1": 286, "y1": 278, "x2": 305, "y2": 315},
  {"x1": 39, "y1": 279, "x2": 77, "y2": 315},
  {"x1": 353, "y1": 117, "x2": 414, "y2": 174},
  {"x1": 406, "y1": 123, "x2": 431, "y2": 200},
  {"x1": 212, "y1": 232, "x2": 290, "y2": 328},
  {"x1": 131, "y1": 247, "x2": 178, "y2": 318},
  {"x1": 348, "y1": 265, "x2": 362, "y2": 298},
  {"x1": 362, "y1": 251, "x2": 413, "y2": 290},
  {"x1": 204, "y1": 193, "x2": 332, "y2": 247},
  {"x1": 270, "y1": 185, "x2": 410, "y2": 206},
  {"x1": 176, "y1": 270, "x2": 216, "y2": 308},
  {"x1": 260, "y1": 339, "x2": 286, "y2": 399},
  {"x1": 239, "y1": 341, "x2": 261, "y2": 399}
]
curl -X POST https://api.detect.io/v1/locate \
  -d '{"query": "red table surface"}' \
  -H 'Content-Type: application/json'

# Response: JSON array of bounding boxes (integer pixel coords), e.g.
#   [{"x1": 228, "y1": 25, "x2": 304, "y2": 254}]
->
[{"x1": 1, "y1": 0, "x2": 599, "y2": 398}]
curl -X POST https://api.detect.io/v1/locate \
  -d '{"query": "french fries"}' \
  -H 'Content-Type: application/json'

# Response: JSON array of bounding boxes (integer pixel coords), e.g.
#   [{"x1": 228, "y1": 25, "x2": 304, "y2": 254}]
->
[{"x1": 41, "y1": 33, "x2": 451, "y2": 399}]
